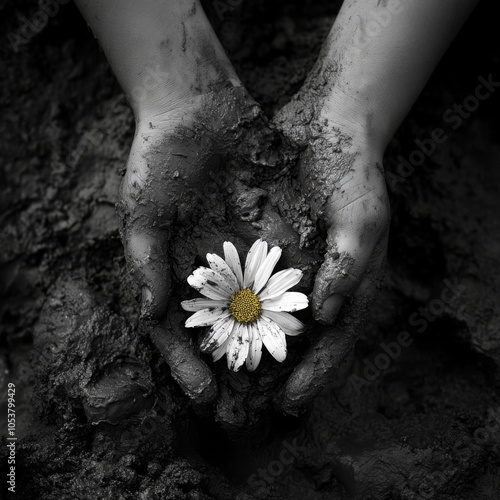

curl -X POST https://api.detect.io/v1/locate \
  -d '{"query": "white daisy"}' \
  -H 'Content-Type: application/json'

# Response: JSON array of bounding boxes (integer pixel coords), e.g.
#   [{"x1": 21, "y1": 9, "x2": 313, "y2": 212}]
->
[{"x1": 181, "y1": 239, "x2": 309, "y2": 372}]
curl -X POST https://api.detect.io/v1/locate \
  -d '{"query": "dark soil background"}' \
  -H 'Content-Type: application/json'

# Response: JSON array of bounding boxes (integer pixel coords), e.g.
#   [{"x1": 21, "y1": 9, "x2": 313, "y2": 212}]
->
[{"x1": 1, "y1": 0, "x2": 500, "y2": 498}]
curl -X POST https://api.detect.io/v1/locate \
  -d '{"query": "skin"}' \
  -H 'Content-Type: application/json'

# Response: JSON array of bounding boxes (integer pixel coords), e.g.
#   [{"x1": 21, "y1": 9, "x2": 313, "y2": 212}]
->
[
  {"x1": 274, "y1": 0, "x2": 480, "y2": 414},
  {"x1": 75, "y1": 0, "x2": 272, "y2": 406},
  {"x1": 74, "y1": 0, "x2": 479, "y2": 415}
]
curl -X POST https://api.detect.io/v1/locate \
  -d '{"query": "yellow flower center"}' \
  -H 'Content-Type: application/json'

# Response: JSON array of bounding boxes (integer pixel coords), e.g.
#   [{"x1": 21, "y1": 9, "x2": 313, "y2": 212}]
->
[{"x1": 229, "y1": 289, "x2": 261, "y2": 323}]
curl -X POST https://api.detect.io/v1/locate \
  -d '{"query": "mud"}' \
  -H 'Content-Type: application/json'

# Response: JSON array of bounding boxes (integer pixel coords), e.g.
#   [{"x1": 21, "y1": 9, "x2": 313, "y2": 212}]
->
[{"x1": 1, "y1": 0, "x2": 500, "y2": 498}]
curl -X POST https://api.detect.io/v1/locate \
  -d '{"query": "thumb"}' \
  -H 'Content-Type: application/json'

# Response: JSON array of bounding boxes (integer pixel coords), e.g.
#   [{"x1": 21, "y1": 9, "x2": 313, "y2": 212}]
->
[
  {"x1": 313, "y1": 169, "x2": 390, "y2": 324},
  {"x1": 312, "y1": 226, "x2": 376, "y2": 325}
]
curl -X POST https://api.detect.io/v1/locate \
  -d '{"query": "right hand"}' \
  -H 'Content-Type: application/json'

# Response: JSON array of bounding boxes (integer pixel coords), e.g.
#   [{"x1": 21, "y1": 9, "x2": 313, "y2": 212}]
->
[{"x1": 118, "y1": 85, "x2": 272, "y2": 406}]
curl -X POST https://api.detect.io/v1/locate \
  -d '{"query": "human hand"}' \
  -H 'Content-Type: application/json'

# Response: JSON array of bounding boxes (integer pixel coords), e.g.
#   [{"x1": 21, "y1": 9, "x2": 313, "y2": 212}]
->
[
  {"x1": 273, "y1": 88, "x2": 391, "y2": 415},
  {"x1": 117, "y1": 85, "x2": 272, "y2": 406}
]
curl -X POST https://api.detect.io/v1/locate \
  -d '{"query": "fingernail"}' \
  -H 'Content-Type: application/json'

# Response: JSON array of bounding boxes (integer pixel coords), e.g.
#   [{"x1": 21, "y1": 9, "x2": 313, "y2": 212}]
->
[
  {"x1": 141, "y1": 286, "x2": 152, "y2": 318},
  {"x1": 321, "y1": 294, "x2": 343, "y2": 324}
]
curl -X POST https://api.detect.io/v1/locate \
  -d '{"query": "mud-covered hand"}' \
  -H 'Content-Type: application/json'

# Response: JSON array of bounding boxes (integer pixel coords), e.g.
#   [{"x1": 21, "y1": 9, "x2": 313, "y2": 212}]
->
[
  {"x1": 274, "y1": 104, "x2": 390, "y2": 415},
  {"x1": 272, "y1": 0, "x2": 479, "y2": 415},
  {"x1": 74, "y1": 0, "x2": 270, "y2": 408},
  {"x1": 118, "y1": 87, "x2": 263, "y2": 406},
  {"x1": 305, "y1": 134, "x2": 390, "y2": 326}
]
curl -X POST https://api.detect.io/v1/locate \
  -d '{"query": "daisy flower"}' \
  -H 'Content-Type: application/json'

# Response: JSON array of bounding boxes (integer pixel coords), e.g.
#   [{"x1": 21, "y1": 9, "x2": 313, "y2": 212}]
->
[{"x1": 181, "y1": 239, "x2": 309, "y2": 372}]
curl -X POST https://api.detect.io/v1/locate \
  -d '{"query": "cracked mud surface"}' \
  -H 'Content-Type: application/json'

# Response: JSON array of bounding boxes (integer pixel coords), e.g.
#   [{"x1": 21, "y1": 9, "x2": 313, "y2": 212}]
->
[{"x1": 1, "y1": 0, "x2": 500, "y2": 498}]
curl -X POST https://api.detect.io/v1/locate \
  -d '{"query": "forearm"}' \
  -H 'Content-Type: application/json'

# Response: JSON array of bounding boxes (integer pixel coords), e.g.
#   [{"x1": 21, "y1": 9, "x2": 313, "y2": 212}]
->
[
  {"x1": 74, "y1": 0, "x2": 238, "y2": 120},
  {"x1": 323, "y1": 0, "x2": 480, "y2": 151}
]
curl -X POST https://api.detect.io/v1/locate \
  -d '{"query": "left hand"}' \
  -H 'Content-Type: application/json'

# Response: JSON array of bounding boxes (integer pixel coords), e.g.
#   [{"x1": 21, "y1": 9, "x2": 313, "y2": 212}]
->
[{"x1": 273, "y1": 91, "x2": 391, "y2": 415}]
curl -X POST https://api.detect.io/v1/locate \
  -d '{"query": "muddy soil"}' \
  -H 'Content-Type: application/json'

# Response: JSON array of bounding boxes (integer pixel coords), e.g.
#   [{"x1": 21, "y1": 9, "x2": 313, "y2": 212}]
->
[{"x1": 1, "y1": 0, "x2": 499, "y2": 498}]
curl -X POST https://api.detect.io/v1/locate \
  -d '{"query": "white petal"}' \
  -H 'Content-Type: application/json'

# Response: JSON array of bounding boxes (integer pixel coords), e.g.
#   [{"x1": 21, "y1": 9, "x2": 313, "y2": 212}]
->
[
  {"x1": 252, "y1": 246, "x2": 282, "y2": 294},
  {"x1": 243, "y1": 239, "x2": 268, "y2": 288},
  {"x1": 188, "y1": 270, "x2": 231, "y2": 300},
  {"x1": 246, "y1": 325, "x2": 263, "y2": 372},
  {"x1": 223, "y1": 242, "x2": 243, "y2": 288},
  {"x1": 261, "y1": 292, "x2": 308, "y2": 312},
  {"x1": 259, "y1": 268, "x2": 303, "y2": 300},
  {"x1": 212, "y1": 337, "x2": 230, "y2": 361},
  {"x1": 193, "y1": 267, "x2": 234, "y2": 296},
  {"x1": 185, "y1": 308, "x2": 228, "y2": 328},
  {"x1": 200, "y1": 316, "x2": 235, "y2": 353},
  {"x1": 262, "y1": 310, "x2": 305, "y2": 336},
  {"x1": 207, "y1": 253, "x2": 239, "y2": 293},
  {"x1": 226, "y1": 322, "x2": 250, "y2": 372},
  {"x1": 257, "y1": 317, "x2": 287, "y2": 362},
  {"x1": 181, "y1": 298, "x2": 229, "y2": 312}
]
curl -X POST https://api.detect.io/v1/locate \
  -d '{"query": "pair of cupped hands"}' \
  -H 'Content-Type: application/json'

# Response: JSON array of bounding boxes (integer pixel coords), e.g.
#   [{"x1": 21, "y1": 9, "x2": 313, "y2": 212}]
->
[{"x1": 117, "y1": 74, "x2": 390, "y2": 417}]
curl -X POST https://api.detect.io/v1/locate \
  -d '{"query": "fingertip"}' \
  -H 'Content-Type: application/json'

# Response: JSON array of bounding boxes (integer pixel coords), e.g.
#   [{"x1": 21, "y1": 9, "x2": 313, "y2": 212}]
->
[
  {"x1": 176, "y1": 363, "x2": 218, "y2": 406},
  {"x1": 151, "y1": 318, "x2": 218, "y2": 406},
  {"x1": 313, "y1": 293, "x2": 344, "y2": 325},
  {"x1": 280, "y1": 325, "x2": 356, "y2": 416},
  {"x1": 281, "y1": 363, "x2": 316, "y2": 416}
]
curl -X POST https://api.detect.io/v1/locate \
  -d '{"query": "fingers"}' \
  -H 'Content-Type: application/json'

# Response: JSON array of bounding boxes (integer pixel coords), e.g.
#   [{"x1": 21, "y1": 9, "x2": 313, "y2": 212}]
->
[
  {"x1": 312, "y1": 173, "x2": 390, "y2": 325},
  {"x1": 281, "y1": 321, "x2": 357, "y2": 416},
  {"x1": 117, "y1": 123, "x2": 221, "y2": 404},
  {"x1": 281, "y1": 240, "x2": 387, "y2": 416},
  {"x1": 126, "y1": 224, "x2": 171, "y2": 320},
  {"x1": 118, "y1": 150, "x2": 175, "y2": 320},
  {"x1": 312, "y1": 227, "x2": 374, "y2": 324},
  {"x1": 150, "y1": 303, "x2": 218, "y2": 406}
]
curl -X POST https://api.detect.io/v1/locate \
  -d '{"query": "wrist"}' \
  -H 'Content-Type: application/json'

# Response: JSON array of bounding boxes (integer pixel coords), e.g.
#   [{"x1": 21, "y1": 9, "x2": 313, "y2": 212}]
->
[
  {"x1": 320, "y1": 87, "x2": 393, "y2": 155},
  {"x1": 133, "y1": 64, "x2": 242, "y2": 125},
  {"x1": 126, "y1": 11, "x2": 242, "y2": 122}
]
